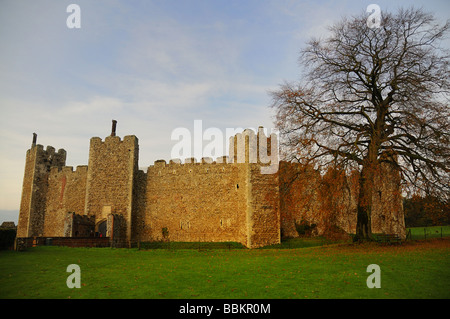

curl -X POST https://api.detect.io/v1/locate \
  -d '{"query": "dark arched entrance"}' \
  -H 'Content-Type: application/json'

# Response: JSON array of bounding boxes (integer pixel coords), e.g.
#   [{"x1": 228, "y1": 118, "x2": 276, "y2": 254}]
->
[{"x1": 96, "y1": 220, "x2": 107, "y2": 237}]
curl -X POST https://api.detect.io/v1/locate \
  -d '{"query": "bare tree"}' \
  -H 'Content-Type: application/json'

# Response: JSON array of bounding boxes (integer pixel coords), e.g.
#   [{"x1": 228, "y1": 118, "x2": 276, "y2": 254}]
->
[{"x1": 271, "y1": 7, "x2": 450, "y2": 241}]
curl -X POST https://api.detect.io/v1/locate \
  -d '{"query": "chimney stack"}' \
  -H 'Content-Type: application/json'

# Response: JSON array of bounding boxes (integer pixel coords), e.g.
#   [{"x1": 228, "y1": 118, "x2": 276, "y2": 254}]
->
[
  {"x1": 32, "y1": 133, "x2": 37, "y2": 147},
  {"x1": 111, "y1": 120, "x2": 117, "y2": 137}
]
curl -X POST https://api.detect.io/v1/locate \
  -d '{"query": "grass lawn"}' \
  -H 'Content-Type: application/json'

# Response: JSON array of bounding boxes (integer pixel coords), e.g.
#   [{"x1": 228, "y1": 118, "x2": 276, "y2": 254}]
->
[
  {"x1": 407, "y1": 225, "x2": 450, "y2": 240},
  {"x1": 1, "y1": 237, "x2": 449, "y2": 299}
]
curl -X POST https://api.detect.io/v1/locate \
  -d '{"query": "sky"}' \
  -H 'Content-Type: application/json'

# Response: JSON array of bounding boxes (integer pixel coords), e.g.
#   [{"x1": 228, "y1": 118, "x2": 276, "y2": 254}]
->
[{"x1": 0, "y1": 0, "x2": 449, "y2": 224}]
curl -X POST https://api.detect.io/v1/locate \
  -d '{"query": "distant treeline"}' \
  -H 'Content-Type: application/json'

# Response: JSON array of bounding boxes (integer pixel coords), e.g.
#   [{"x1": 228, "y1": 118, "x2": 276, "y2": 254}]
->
[{"x1": 404, "y1": 195, "x2": 449, "y2": 227}]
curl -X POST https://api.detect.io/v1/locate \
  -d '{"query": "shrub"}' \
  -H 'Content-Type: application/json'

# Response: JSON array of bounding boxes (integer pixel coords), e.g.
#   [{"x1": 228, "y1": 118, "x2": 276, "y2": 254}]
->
[
  {"x1": 0, "y1": 229, "x2": 16, "y2": 250},
  {"x1": 295, "y1": 219, "x2": 317, "y2": 236}
]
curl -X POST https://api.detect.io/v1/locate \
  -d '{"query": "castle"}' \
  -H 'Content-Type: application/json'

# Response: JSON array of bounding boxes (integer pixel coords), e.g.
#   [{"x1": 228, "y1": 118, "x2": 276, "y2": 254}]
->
[{"x1": 16, "y1": 121, "x2": 406, "y2": 248}]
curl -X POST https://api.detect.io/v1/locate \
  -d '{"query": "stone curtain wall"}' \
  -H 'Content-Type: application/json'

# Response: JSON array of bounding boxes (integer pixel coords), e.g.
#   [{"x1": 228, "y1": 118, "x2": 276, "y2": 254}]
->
[
  {"x1": 279, "y1": 160, "x2": 405, "y2": 239},
  {"x1": 43, "y1": 166, "x2": 88, "y2": 236},
  {"x1": 131, "y1": 159, "x2": 281, "y2": 248},
  {"x1": 130, "y1": 126, "x2": 281, "y2": 248},
  {"x1": 133, "y1": 159, "x2": 250, "y2": 246}
]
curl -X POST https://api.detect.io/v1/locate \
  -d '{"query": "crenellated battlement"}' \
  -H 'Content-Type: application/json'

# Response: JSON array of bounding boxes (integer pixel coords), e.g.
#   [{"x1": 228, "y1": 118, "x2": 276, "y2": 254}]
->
[
  {"x1": 89, "y1": 135, "x2": 138, "y2": 145},
  {"x1": 27, "y1": 144, "x2": 67, "y2": 164},
  {"x1": 229, "y1": 126, "x2": 278, "y2": 165},
  {"x1": 148, "y1": 156, "x2": 233, "y2": 169},
  {"x1": 49, "y1": 165, "x2": 88, "y2": 175}
]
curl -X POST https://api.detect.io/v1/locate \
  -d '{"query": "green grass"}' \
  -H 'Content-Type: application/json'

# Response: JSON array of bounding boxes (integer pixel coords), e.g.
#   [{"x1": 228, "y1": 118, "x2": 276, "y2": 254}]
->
[
  {"x1": 1, "y1": 237, "x2": 449, "y2": 299},
  {"x1": 259, "y1": 236, "x2": 342, "y2": 249},
  {"x1": 407, "y1": 225, "x2": 450, "y2": 240}
]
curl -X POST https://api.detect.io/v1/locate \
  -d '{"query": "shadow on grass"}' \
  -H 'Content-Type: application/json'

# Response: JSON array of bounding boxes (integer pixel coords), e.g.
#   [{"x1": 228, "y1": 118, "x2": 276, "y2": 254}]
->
[{"x1": 259, "y1": 236, "x2": 350, "y2": 249}]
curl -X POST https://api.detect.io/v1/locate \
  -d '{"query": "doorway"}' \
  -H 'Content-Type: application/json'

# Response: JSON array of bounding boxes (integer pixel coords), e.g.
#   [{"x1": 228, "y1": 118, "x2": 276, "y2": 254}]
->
[{"x1": 96, "y1": 220, "x2": 107, "y2": 237}]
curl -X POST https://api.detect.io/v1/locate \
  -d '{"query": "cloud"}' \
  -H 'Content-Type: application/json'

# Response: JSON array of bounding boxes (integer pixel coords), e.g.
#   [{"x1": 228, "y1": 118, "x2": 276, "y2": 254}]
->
[{"x1": 59, "y1": 96, "x2": 124, "y2": 116}]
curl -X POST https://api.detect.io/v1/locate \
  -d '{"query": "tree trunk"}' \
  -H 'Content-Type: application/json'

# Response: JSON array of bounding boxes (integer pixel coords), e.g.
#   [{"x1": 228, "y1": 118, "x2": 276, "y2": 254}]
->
[{"x1": 355, "y1": 160, "x2": 377, "y2": 241}]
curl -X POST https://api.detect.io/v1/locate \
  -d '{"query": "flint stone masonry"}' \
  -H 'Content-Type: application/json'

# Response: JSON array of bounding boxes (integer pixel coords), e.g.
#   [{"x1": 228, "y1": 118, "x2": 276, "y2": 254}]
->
[
  {"x1": 278, "y1": 160, "x2": 406, "y2": 239},
  {"x1": 16, "y1": 123, "x2": 405, "y2": 248},
  {"x1": 17, "y1": 144, "x2": 66, "y2": 237}
]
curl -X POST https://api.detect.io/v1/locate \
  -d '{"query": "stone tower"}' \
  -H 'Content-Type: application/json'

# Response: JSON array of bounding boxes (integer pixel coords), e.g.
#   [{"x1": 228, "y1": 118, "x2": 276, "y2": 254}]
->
[
  {"x1": 228, "y1": 127, "x2": 281, "y2": 247},
  {"x1": 17, "y1": 134, "x2": 66, "y2": 237},
  {"x1": 83, "y1": 120, "x2": 139, "y2": 243}
]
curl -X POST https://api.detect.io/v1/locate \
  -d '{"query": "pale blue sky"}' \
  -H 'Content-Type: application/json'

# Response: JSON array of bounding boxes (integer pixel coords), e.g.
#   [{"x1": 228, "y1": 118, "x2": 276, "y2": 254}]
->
[{"x1": 0, "y1": 0, "x2": 448, "y2": 224}]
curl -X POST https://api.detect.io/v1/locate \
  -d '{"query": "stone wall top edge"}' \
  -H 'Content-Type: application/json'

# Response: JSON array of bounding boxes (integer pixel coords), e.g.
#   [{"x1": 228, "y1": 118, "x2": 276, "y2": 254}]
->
[
  {"x1": 146, "y1": 156, "x2": 252, "y2": 169},
  {"x1": 231, "y1": 127, "x2": 278, "y2": 139},
  {"x1": 28, "y1": 144, "x2": 66, "y2": 156},
  {"x1": 90, "y1": 135, "x2": 138, "y2": 144},
  {"x1": 49, "y1": 165, "x2": 89, "y2": 175},
  {"x1": 146, "y1": 157, "x2": 281, "y2": 170}
]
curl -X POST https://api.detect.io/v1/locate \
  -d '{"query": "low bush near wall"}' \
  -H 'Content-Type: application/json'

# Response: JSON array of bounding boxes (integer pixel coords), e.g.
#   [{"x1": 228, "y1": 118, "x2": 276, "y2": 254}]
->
[{"x1": 0, "y1": 229, "x2": 16, "y2": 250}]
